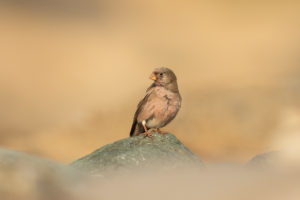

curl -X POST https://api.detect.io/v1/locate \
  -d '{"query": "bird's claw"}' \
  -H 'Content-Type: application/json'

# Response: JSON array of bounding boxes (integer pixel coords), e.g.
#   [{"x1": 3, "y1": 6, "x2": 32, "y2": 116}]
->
[{"x1": 143, "y1": 131, "x2": 153, "y2": 139}]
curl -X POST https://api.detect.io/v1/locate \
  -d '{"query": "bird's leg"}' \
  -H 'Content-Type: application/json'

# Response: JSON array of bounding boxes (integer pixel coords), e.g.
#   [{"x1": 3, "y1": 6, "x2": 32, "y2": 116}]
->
[
  {"x1": 157, "y1": 128, "x2": 167, "y2": 136},
  {"x1": 142, "y1": 120, "x2": 153, "y2": 139}
]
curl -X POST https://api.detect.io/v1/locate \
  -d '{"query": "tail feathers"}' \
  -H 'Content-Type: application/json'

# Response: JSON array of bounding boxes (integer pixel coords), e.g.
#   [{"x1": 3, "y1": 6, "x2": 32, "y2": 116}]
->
[
  {"x1": 129, "y1": 120, "x2": 144, "y2": 137},
  {"x1": 129, "y1": 119, "x2": 137, "y2": 137}
]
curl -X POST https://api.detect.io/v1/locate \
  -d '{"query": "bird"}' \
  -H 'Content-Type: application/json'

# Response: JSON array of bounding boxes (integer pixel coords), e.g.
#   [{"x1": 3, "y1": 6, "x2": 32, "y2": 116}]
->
[{"x1": 130, "y1": 67, "x2": 181, "y2": 138}]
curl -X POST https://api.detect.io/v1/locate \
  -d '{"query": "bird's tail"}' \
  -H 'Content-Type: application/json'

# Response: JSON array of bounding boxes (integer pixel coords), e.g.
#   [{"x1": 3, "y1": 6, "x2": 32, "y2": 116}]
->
[
  {"x1": 129, "y1": 119, "x2": 144, "y2": 137},
  {"x1": 129, "y1": 119, "x2": 137, "y2": 137}
]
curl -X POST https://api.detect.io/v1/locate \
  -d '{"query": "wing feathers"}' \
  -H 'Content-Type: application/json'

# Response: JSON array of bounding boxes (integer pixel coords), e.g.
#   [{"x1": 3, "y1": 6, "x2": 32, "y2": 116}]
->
[{"x1": 129, "y1": 85, "x2": 156, "y2": 137}]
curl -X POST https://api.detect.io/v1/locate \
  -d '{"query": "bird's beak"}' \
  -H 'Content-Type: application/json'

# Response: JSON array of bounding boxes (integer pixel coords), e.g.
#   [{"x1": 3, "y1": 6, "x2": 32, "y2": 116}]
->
[{"x1": 149, "y1": 73, "x2": 157, "y2": 81}]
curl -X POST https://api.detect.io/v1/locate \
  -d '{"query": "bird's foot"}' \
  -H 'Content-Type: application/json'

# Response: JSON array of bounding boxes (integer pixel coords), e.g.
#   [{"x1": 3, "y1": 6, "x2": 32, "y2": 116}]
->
[
  {"x1": 143, "y1": 131, "x2": 153, "y2": 139},
  {"x1": 156, "y1": 128, "x2": 167, "y2": 136},
  {"x1": 149, "y1": 129, "x2": 156, "y2": 133}
]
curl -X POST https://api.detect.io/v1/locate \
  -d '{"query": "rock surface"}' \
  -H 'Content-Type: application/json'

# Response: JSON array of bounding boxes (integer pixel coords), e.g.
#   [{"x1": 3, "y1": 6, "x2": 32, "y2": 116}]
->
[
  {"x1": 0, "y1": 148, "x2": 88, "y2": 200},
  {"x1": 70, "y1": 133, "x2": 203, "y2": 176}
]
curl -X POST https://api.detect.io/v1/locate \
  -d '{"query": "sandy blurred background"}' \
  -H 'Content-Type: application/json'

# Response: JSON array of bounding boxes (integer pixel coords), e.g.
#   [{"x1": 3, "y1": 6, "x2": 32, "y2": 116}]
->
[{"x1": 0, "y1": 0, "x2": 299, "y2": 163}]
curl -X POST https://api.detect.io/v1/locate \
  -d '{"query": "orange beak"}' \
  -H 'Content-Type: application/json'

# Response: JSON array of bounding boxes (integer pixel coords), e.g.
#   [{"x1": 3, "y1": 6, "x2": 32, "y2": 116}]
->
[{"x1": 149, "y1": 73, "x2": 157, "y2": 81}]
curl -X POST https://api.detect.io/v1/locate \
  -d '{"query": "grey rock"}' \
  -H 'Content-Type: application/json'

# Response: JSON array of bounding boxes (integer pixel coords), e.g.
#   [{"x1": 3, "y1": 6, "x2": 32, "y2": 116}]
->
[
  {"x1": 70, "y1": 133, "x2": 203, "y2": 176},
  {"x1": 0, "y1": 148, "x2": 89, "y2": 200}
]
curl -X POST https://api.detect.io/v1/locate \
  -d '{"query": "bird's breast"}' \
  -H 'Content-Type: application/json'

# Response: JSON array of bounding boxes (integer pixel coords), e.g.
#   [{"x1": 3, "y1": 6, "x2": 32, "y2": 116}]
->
[{"x1": 146, "y1": 87, "x2": 181, "y2": 128}]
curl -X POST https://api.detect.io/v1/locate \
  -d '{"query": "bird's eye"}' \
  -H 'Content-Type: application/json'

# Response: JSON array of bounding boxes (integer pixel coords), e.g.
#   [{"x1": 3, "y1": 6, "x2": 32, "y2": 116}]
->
[{"x1": 159, "y1": 73, "x2": 163, "y2": 76}]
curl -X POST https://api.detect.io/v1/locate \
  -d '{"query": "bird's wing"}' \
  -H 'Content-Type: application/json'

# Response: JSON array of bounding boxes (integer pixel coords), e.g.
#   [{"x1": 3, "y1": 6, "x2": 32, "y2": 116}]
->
[
  {"x1": 129, "y1": 84, "x2": 157, "y2": 137},
  {"x1": 135, "y1": 89, "x2": 156, "y2": 122}
]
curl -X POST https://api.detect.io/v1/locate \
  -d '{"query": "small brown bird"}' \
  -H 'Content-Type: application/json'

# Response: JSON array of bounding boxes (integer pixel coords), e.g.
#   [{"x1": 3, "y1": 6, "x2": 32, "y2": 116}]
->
[{"x1": 130, "y1": 67, "x2": 181, "y2": 138}]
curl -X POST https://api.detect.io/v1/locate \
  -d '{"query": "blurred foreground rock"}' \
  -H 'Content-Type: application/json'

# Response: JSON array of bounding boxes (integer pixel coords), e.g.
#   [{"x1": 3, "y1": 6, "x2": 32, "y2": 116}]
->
[
  {"x1": 246, "y1": 151, "x2": 281, "y2": 168},
  {"x1": 1, "y1": 139, "x2": 300, "y2": 200},
  {"x1": 0, "y1": 148, "x2": 88, "y2": 200},
  {"x1": 70, "y1": 133, "x2": 203, "y2": 176}
]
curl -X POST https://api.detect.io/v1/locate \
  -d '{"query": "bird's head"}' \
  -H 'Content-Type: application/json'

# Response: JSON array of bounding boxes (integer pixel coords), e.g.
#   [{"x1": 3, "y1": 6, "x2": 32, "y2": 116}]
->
[{"x1": 149, "y1": 67, "x2": 177, "y2": 86}]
